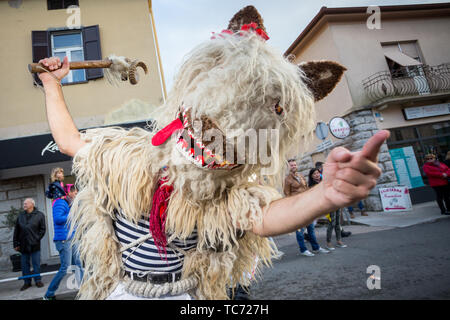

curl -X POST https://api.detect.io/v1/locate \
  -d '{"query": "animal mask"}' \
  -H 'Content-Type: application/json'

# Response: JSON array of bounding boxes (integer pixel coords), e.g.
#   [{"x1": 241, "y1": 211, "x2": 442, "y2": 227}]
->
[{"x1": 153, "y1": 6, "x2": 346, "y2": 183}]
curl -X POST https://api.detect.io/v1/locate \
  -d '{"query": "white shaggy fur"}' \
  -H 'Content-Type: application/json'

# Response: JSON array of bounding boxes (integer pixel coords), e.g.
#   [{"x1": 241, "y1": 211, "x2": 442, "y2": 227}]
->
[{"x1": 69, "y1": 31, "x2": 316, "y2": 300}]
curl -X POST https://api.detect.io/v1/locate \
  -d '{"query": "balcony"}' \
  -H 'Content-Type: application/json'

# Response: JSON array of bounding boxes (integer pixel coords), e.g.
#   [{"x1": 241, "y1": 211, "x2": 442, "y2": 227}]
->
[{"x1": 362, "y1": 63, "x2": 450, "y2": 104}]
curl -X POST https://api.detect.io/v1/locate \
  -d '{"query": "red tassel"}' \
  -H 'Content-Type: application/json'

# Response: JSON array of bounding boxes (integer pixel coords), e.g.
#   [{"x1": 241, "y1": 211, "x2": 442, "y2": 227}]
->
[{"x1": 149, "y1": 178, "x2": 173, "y2": 261}]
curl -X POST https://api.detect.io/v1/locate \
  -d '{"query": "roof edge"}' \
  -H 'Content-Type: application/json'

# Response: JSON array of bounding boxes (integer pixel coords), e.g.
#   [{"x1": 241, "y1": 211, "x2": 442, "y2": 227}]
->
[{"x1": 284, "y1": 3, "x2": 450, "y2": 57}]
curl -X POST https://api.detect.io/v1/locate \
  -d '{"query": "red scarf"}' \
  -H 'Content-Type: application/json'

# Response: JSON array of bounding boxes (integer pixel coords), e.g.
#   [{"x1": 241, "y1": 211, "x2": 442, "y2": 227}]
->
[{"x1": 149, "y1": 177, "x2": 173, "y2": 260}]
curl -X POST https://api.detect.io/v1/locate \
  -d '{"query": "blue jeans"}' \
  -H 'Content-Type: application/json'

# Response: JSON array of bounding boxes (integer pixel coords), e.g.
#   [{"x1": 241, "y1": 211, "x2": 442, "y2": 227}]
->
[
  {"x1": 348, "y1": 201, "x2": 364, "y2": 213},
  {"x1": 21, "y1": 251, "x2": 41, "y2": 285},
  {"x1": 45, "y1": 240, "x2": 84, "y2": 298},
  {"x1": 296, "y1": 224, "x2": 320, "y2": 253}
]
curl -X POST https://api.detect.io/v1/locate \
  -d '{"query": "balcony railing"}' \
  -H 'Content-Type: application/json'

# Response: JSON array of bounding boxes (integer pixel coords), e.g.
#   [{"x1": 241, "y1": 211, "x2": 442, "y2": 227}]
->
[{"x1": 362, "y1": 63, "x2": 450, "y2": 103}]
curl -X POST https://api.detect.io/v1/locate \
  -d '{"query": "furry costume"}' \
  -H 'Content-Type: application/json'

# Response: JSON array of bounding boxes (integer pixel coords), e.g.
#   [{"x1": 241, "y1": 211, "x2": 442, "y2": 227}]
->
[{"x1": 69, "y1": 6, "x2": 345, "y2": 300}]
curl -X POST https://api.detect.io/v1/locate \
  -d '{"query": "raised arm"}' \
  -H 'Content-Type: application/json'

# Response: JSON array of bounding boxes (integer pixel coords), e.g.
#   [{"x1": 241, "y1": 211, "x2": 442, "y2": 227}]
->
[
  {"x1": 38, "y1": 56, "x2": 85, "y2": 157},
  {"x1": 253, "y1": 130, "x2": 389, "y2": 236}
]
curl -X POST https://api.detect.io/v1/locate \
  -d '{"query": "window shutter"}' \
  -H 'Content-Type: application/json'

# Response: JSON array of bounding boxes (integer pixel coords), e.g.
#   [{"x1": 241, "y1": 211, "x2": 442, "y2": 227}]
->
[
  {"x1": 31, "y1": 30, "x2": 50, "y2": 85},
  {"x1": 82, "y1": 25, "x2": 103, "y2": 80}
]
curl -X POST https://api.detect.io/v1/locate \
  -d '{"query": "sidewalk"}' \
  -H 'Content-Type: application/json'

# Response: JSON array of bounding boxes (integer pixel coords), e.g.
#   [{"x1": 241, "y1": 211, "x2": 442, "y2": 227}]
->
[
  {"x1": 349, "y1": 201, "x2": 449, "y2": 228},
  {"x1": 272, "y1": 201, "x2": 449, "y2": 252},
  {"x1": 0, "y1": 201, "x2": 447, "y2": 300},
  {"x1": 0, "y1": 267, "x2": 79, "y2": 300}
]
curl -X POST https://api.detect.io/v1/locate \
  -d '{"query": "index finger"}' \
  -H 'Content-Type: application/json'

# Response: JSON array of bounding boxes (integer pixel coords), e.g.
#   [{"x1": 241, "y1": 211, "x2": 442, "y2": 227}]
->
[{"x1": 361, "y1": 130, "x2": 390, "y2": 162}]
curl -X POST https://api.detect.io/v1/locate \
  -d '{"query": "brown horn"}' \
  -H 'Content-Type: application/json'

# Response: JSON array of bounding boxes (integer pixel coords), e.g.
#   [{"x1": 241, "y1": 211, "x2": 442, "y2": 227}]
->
[
  {"x1": 128, "y1": 60, "x2": 148, "y2": 85},
  {"x1": 135, "y1": 61, "x2": 148, "y2": 74}
]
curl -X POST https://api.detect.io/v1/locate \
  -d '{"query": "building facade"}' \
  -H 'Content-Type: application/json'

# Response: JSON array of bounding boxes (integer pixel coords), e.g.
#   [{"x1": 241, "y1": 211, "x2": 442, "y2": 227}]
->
[
  {"x1": 285, "y1": 4, "x2": 450, "y2": 211},
  {"x1": 0, "y1": 0, "x2": 165, "y2": 270}
]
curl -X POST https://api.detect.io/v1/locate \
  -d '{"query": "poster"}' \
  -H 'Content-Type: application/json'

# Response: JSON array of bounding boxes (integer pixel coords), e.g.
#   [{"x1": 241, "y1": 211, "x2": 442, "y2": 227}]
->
[
  {"x1": 379, "y1": 186, "x2": 413, "y2": 212},
  {"x1": 389, "y1": 146, "x2": 425, "y2": 189}
]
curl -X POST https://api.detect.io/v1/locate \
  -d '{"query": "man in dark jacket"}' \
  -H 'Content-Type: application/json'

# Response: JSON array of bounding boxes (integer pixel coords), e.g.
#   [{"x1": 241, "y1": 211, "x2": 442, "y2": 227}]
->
[{"x1": 13, "y1": 198, "x2": 46, "y2": 291}]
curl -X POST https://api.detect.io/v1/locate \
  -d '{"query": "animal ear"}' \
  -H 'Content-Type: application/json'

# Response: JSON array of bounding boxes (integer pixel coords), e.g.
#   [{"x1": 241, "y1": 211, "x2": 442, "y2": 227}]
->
[
  {"x1": 228, "y1": 5, "x2": 267, "y2": 35},
  {"x1": 299, "y1": 61, "x2": 347, "y2": 101}
]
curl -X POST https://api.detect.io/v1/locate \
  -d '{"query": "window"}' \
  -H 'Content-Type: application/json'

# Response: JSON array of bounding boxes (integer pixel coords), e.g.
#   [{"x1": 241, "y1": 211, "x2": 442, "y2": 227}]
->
[
  {"x1": 387, "y1": 121, "x2": 450, "y2": 184},
  {"x1": 51, "y1": 32, "x2": 86, "y2": 84},
  {"x1": 31, "y1": 25, "x2": 103, "y2": 86},
  {"x1": 382, "y1": 41, "x2": 430, "y2": 95},
  {"x1": 382, "y1": 41, "x2": 423, "y2": 78},
  {"x1": 47, "y1": 0, "x2": 79, "y2": 10}
]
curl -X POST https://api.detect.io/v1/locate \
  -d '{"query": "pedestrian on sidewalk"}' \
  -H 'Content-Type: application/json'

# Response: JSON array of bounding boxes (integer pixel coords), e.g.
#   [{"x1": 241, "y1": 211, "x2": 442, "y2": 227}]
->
[
  {"x1": 318, "y1": 164, "x2": 348, "y2": 250},
  {"x1": 443, "y1": 151, "x2": 450, "y2": 168},
  {"x1": 348, "y1": 200, "x2": 367, "y2": 218},
  {"x1": 13, "y1": 198, "x2": 46, "y2": 291},
  {"x1": 284, "y1": 164, "x2": 329, "y2": 256},
  {"x1": 44, "y1": 186, "x2": 84, "y2": 300},
  {"x1": 45, "y1": 167, "x2": 67, "y2": 205},
  {"x1": 423, "y1": 153, "x2": 450, "y2": 215},
  {"x1": 326, "y1": 209, "x2": 347, "y2": 250}
]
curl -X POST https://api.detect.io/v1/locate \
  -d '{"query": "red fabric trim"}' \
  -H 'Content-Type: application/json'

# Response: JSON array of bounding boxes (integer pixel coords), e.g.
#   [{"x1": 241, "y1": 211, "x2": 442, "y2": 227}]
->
[
  {"x1": 151, "y1": 118, "x2": 183, "y2": 146},
  {"x1": 149, "y1": 178, "x2": 173, "y2": 260}
]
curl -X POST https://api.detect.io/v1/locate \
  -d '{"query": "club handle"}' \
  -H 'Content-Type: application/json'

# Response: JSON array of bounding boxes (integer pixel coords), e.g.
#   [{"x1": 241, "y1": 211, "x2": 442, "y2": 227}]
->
[{"x1": 28, "y1": 60, "x2": 112, "y2": 73}]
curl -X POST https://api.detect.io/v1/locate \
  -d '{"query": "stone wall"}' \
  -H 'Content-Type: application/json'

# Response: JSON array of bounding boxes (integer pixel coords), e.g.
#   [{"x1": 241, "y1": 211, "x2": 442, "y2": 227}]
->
[
  {"x1": 297, "y1": 109, "x2": 398, "y2": 212},
  {"x1": 0, "y1": 176, "x2": 42, "y2": 271}
]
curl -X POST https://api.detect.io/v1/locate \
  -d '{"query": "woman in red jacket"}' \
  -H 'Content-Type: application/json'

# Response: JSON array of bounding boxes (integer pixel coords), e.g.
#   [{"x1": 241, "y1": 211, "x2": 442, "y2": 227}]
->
[{"x1": 423, "y1": 153, "x2": 450, "y2": 215}]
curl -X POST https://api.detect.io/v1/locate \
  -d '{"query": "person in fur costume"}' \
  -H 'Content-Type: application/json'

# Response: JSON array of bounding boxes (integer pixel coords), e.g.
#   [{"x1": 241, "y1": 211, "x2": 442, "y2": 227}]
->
[{"x1": 38, "y1": 6, "x2": 389, "y2": 300}]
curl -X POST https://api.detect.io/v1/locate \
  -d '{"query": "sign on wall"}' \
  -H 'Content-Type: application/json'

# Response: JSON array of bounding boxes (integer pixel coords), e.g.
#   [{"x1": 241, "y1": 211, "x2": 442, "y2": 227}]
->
[
  {"x1": 379, "y1": 186, "x2": 413, "y2": 212},
  {"x1": 403, "y1": 103, "x2": 450, "y2": 120},
  {"x1": 389, "y1": 146, "x2": 425, "y2": 189},
  {"x1": 329, "y1": 117, "x2": 350, "y2": 139},
  {"x1": 315, "y1": 122, "x2": 329, "y2": 140}
]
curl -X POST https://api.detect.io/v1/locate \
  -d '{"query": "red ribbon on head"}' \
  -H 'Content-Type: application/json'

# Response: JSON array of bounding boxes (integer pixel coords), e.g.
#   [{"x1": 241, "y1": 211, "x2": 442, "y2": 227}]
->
[
  {"x1": 240, "y1": 22, "x2": 269, "y2": 40},
  {"x1": 211, "y1": 22, "x2": 269, "y2": 41}
]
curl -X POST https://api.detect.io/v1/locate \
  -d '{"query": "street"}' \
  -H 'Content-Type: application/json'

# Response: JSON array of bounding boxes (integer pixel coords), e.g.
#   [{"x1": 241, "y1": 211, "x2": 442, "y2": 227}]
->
[{"x1": 251, "y1": 219, "x2": 450, "y2": 300}]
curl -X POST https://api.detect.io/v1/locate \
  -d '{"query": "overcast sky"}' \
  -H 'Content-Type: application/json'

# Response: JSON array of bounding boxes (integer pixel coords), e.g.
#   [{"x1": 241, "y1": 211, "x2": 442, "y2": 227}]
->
[{"x1": 152, "y1": 0, "x2": 449, "y2": 91}]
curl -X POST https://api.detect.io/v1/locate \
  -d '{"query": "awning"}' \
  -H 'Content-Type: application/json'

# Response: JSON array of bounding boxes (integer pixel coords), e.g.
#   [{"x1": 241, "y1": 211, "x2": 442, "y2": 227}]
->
[
  {"x1": 383, "y1": 46, "x2": 422, "y2": 67},
  {"x1": 0, "y1": 121, "x2": 151, "y2": 170}
]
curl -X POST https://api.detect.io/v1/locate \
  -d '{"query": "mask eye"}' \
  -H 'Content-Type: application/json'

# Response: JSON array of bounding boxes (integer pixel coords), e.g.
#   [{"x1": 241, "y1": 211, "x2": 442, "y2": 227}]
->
[{"x1": 274, "y1": 100, "x2": 284, "y2": 116}]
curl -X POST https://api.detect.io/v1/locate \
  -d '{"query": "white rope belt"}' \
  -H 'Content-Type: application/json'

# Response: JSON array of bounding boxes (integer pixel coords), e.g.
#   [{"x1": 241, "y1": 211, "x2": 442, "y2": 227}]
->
[{"x1": 119, "y1": 232, "x2": 197, "y2": 298}]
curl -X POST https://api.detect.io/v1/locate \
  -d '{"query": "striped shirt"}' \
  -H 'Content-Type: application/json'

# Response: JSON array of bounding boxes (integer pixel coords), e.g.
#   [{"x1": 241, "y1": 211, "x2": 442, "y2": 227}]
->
[{"x1": 113, "y1": 211, "x2": 197, "y2": 273}]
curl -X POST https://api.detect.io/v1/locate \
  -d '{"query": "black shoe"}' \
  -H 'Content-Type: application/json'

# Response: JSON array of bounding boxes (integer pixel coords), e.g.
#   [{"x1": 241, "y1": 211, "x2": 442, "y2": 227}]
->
[
  {"x1": 20, "y1": 283, "x2": 32, "y2": 291},
  {"x1": 443, "y1": 211, "x2": 450, "y2": 215},
  {"x1": 341, "y1": 231, "x2": 352, "y2": 237},
  {"x1": 35, "y1": 281, "x2": 44, "y2": 288}
]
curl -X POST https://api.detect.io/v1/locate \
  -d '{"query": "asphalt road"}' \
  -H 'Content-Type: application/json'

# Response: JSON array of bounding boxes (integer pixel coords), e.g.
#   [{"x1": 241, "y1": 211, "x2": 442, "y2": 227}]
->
[
  {"x1": 251, "y1": 219, "x2": 450, "y2": 300},
  {"x1": 44, "y1": 220, "x2": 450, "y2": 301}
]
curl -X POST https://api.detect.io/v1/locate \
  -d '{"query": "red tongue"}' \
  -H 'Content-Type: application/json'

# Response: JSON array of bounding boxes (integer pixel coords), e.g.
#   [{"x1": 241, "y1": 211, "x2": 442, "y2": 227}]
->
[{"x1": 151, "y1": 118, "x2": 184, "y2": 146}]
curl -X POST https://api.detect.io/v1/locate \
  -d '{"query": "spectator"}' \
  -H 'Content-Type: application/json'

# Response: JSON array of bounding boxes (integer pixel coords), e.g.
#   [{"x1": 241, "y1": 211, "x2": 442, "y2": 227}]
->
[
  {"x1": 326, "y1": 209, "x2": 347, "y2": 250},
  {"x1": 284, "y1": 159, "x2": 308, "y2": 196},
  {"x1": 44, "y1": 186, "x2": 84, "y2": 300},
  {"x1": 348, "y1": 200, "x2": 368, "y2": 218},
  {"x1": 13, "y1": 198, "x2": 46, "y2": 291},
  {"x1": 444, "y1": 151, "x2": 450, "y2": 169},
  {"x1": 286, "y1": 167, "x2": 329, "y2": 257},
  {"x1": 315, "y1": 161, "x2": 324, "y2": 178},
  {"x1": 423, "y1": 153, "x2": 450, "y2": 215},
  {"x1": 314, "y1": 162, "x2": 353, "y2": 236},
  {"x1": 319, "y1": 160, "x2": 347, "y2": 249},
  {"x1": 308, "y1": 167, "x2": 322, "y2": 188},
  {"x1": 45, "y1": 167, "x2": 67, "y2": 203}
]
